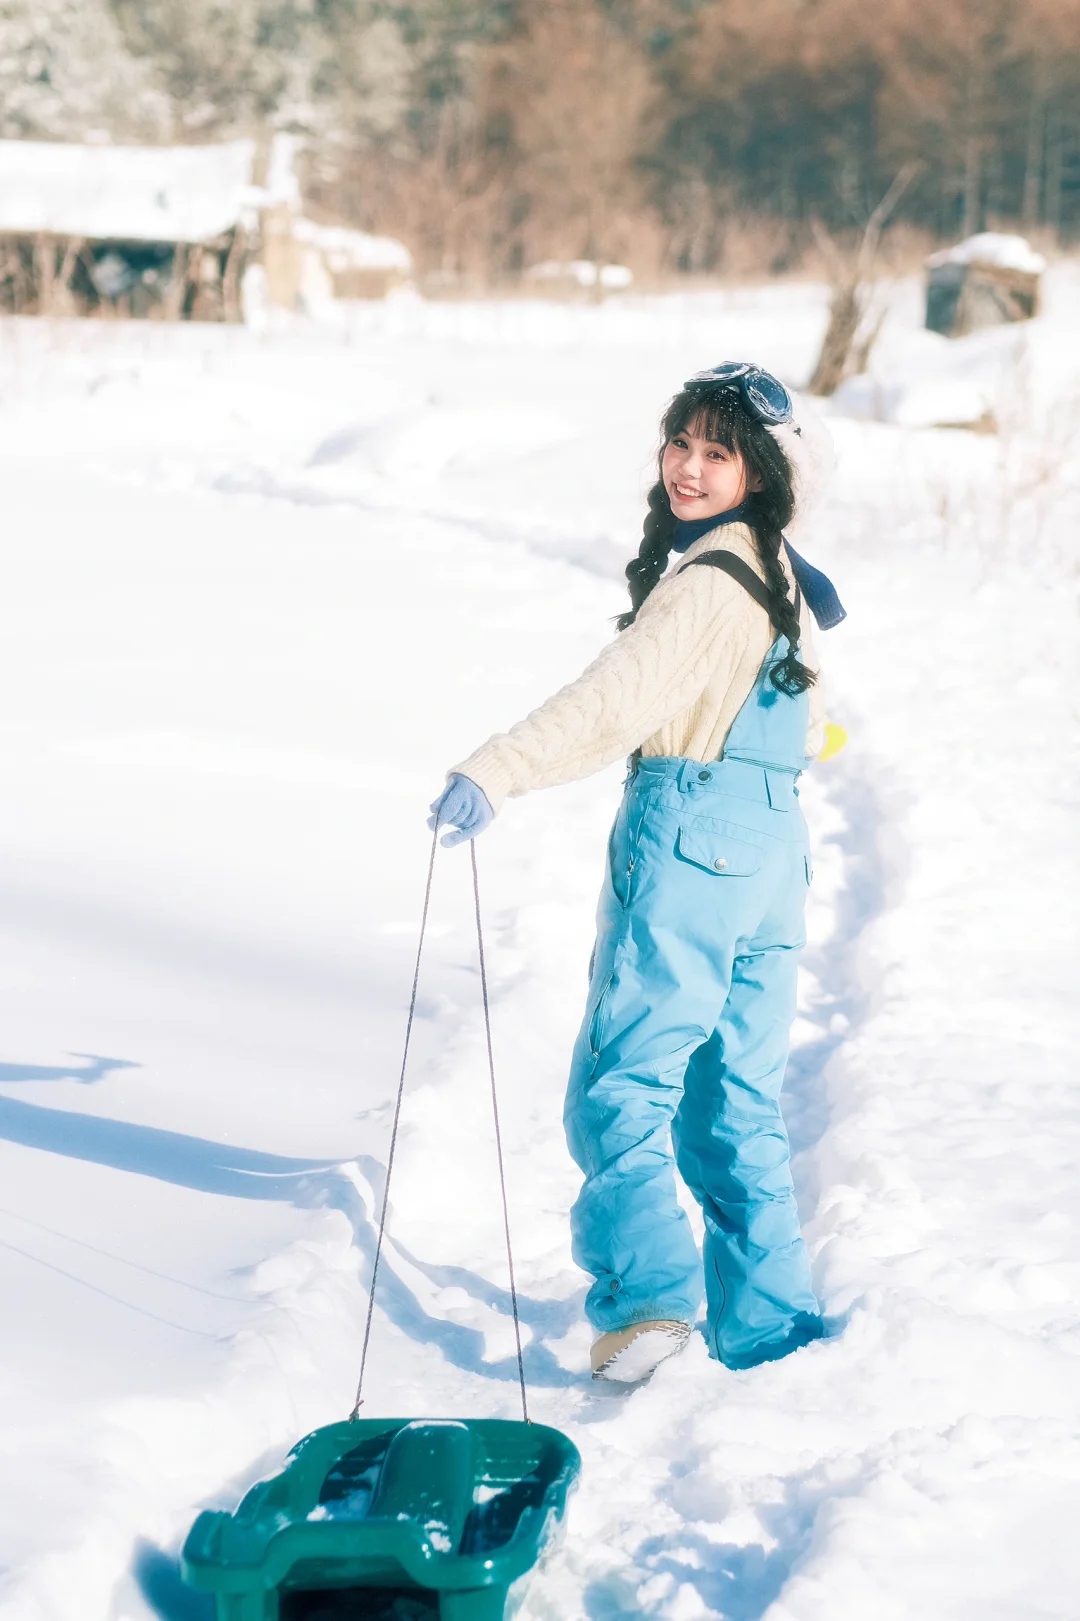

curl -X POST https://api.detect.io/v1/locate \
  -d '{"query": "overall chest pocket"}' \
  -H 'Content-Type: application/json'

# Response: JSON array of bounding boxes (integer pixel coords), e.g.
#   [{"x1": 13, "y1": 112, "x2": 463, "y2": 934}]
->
[{"x1": 676, "y1": 818, "x2": 763, "y2": 876}]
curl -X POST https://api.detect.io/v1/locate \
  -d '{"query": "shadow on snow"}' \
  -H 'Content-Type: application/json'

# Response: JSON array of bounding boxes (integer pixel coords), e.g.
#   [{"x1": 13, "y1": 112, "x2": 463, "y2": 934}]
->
[
  {"x1": 0, "y1": 1052, "x2": 140, "y2": 1084},
  {"x1": 0, "y1": 1092, "x2": 577, "y2": 1390},
  {"x1": 782, "y1": 745, "x2": 891, "y2": 1164}
]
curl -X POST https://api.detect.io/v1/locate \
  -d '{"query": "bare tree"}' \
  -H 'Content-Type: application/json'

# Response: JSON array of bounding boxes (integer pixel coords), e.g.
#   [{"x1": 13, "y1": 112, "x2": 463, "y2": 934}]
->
[{"x1": 808, "y1": 163, "x2": 923, "y2": 397}]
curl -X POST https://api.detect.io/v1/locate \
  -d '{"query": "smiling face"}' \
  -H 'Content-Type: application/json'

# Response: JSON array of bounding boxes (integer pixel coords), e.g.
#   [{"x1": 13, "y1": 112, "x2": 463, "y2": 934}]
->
[{"x1": 661, "y1": 413, "x2": 761, "y2": 522}]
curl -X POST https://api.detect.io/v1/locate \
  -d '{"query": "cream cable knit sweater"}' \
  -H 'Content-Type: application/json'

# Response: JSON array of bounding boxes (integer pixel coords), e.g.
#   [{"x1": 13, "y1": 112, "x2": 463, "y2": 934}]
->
[{"x1": 453, "y1": 520, "x2": 825, "y2": 814}]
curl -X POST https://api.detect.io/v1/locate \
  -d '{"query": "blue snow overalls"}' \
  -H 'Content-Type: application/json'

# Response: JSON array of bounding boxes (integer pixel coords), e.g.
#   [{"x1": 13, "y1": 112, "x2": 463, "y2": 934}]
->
[{"x1": 563, "y1": 591, "x2": 822, "y2": 1370}]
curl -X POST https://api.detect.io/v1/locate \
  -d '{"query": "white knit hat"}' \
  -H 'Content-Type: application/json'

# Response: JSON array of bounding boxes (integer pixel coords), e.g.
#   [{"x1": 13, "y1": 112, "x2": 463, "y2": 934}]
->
[
  {"x1": 679, "y1": 364, "x2": 836, "y2": 535},
  {"x1": 769, "y1": 389, "x2": 836, "y2": 536}
]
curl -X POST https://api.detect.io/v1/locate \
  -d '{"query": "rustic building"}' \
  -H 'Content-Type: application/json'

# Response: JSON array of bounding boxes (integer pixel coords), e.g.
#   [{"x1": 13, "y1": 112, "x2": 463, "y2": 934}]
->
[
  {"x1": 925, "y1": 233, "x2": 1046, "y2": 338},
  {"x1": 0, "y1": 138, "x2": 269, "y2": 319},
  {"x1": 0, "y1": 136, "x2": 412, "y2": 321}
]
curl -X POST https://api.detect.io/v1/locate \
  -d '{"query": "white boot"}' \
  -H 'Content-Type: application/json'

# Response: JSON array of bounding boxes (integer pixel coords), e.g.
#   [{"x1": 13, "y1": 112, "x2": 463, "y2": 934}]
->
[{"x1": 590, "y1": 1320, "x2": 691, "y2": 1383}]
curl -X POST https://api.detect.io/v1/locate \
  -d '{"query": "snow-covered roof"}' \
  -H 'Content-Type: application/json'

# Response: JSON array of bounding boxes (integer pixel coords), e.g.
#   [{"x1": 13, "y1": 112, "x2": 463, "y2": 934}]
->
[
  {"x1": 526, "y1": 259, "x2": 634, "y2": 289},
  {"x1": 293, "y1": 218, "x2": 412, "y2": 273},
  {"x1": 927, "y1": 232, "x2": 1046, "y2": 275},
  {"x1": 0, "y1": 139, "x2": 261, "y2": 243}
]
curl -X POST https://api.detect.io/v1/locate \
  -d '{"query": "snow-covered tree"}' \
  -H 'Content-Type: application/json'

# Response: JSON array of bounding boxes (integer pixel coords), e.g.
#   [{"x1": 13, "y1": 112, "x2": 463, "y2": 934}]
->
[{"x1": 0, "y1": 0, "x2": 167, "y2": 139}]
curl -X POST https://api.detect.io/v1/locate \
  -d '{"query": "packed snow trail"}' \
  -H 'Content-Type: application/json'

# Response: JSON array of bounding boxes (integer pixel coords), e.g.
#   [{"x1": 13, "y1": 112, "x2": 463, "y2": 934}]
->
[{"x1": 0, "y1": 285, "x2": 1078, "y2": 1621}]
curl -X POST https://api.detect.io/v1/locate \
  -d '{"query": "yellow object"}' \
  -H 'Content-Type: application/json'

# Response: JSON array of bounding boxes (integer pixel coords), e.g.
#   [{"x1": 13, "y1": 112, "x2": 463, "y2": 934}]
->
[{"x1": 818, "y1": 721, "x2": 849, "y2": 762}]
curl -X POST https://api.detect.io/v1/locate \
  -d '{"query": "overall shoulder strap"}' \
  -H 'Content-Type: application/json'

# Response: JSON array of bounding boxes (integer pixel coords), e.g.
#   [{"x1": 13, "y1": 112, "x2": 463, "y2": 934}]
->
[
  {"x1": 679, "y1": 549, "x2": 784, "y2": 628},
  {"x1": 681, "y1": 549, "x2": 803, "y2": 637}
]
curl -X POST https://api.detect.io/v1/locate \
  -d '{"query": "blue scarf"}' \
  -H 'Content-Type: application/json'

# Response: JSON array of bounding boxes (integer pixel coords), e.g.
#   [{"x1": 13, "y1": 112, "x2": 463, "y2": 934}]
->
[
  {"x1": 670, "y1": 504, "x2": 751, "y2": 551},
  {"x1": 672, "y1": 507, "x2": 847, "y2": 631}
]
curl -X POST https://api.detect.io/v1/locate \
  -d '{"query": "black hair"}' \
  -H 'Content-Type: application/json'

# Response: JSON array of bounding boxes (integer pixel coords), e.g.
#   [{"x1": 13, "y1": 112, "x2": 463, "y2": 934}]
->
[{"x1": 617, "y1": 383, "x2": 815, "y2": 696}]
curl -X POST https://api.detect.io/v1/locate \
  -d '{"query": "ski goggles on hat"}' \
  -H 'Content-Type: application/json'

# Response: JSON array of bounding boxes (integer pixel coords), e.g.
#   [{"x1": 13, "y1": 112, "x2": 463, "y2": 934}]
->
[{"x1": 683, "y1": 361, "x2": 794, "y2": 426}]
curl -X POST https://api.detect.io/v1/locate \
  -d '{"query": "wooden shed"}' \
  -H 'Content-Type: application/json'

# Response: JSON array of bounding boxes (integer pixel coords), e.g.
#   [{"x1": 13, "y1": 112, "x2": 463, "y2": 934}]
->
[
  {"x1": 0, "y1": 136, "x2": 415, "y2": 321},
  {"x1": 0, "y1": 138, "x2": 268, "y2": 320},
  {"x1": 925, "y1": 233, "x2": 1046, "y2": 338}
]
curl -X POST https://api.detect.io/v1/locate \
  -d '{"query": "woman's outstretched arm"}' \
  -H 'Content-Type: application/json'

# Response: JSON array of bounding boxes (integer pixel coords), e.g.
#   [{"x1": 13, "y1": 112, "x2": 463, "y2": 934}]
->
[{"x1": 450, "y1": 564, "x2": 757, "y2": 812}]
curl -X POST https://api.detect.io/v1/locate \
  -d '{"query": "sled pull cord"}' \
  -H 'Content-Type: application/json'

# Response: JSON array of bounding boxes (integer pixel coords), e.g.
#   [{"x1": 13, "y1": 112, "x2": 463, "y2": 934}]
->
[
  {"x1": 350, "y1": 832, "x2": 530, "y2": 1425},
  {"x1": 350, "y1": 826, "x2": 438, "y2": 1420}
]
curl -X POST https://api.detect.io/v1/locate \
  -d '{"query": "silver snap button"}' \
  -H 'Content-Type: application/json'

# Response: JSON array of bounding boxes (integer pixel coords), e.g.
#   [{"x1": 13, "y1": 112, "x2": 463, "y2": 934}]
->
[{"x1": 713, "y1": 857, "x2": 727, "y2": 871}]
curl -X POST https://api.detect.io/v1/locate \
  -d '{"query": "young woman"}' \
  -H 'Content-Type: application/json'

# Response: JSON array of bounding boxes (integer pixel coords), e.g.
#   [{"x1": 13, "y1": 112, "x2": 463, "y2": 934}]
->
[{"x1": 430, "y1": 363, "x2": 842, "y2": 1383}]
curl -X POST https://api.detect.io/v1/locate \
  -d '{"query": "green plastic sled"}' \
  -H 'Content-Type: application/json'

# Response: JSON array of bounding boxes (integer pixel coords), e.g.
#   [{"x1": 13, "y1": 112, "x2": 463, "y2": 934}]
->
[{"x1": 181, "y1": 1417, "x2": 581, "y2": 1621}]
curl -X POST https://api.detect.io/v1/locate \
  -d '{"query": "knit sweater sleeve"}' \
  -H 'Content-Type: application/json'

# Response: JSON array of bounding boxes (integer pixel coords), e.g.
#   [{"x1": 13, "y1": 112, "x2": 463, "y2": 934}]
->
[{"x1": 451, "y1": 566, "x2": 753, "y2": 812}]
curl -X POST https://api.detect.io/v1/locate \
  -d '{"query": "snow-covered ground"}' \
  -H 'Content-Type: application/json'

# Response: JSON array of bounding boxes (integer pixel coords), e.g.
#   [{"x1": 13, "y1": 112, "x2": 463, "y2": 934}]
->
[{"x1": 0, "y1": 272, "x2": 1078, "y2": 1621}]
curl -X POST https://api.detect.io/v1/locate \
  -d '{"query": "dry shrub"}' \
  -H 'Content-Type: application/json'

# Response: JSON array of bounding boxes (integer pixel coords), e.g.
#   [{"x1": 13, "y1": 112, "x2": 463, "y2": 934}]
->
[{"x1": 317, "y1": 0, "x2": 667, "y2": 285}]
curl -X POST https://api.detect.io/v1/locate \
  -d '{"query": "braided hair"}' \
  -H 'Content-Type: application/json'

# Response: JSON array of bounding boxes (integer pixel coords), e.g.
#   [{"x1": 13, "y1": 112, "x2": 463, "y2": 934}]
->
[{"x1": 617, "y1": 383, "x2": 815, "y2": 696}]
